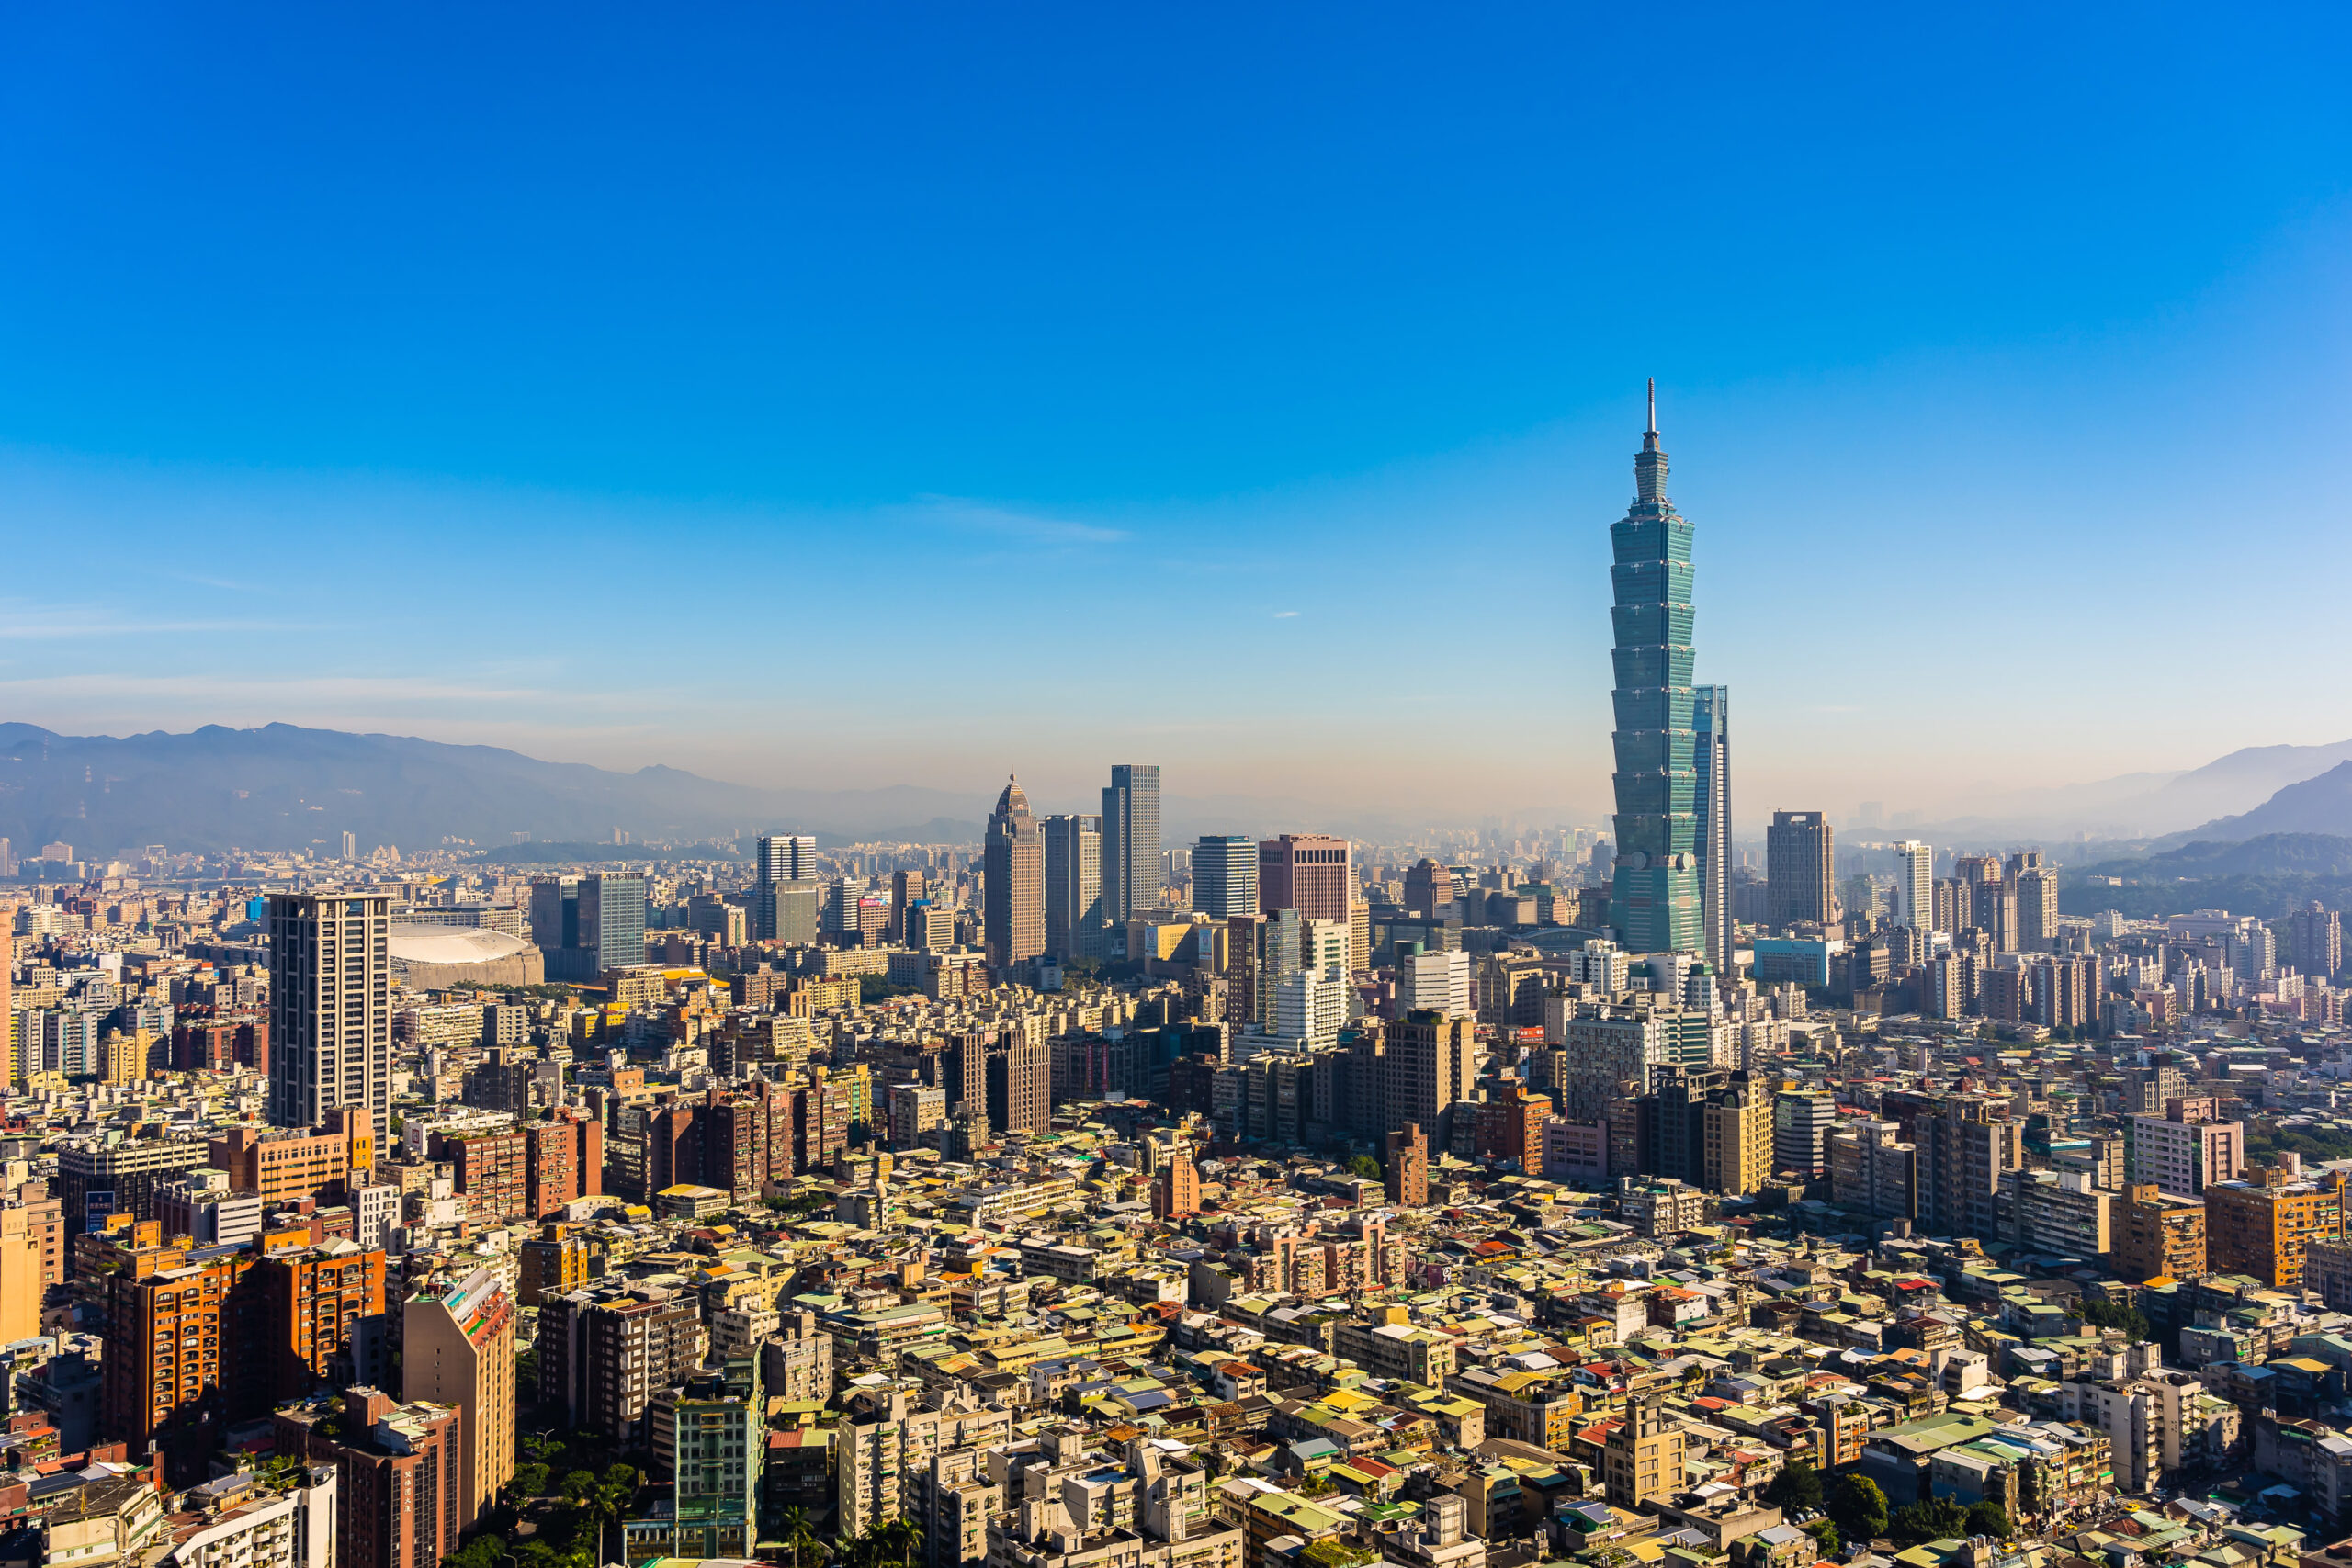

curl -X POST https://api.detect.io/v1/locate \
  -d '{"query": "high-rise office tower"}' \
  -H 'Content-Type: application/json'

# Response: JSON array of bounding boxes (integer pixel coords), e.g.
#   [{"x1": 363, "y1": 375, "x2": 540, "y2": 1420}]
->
[
  {"x1": 1303, "y1": 918, "x2": 1349, "y2": 983},
  {"x1": 1607, "y1": 383, "x2": 1702, "y2": 954},
  {"x1": 1261, "y1": 834, "x2": 1356, "y2": 975},
  {"x1": 340, "y1": 830, "x2": 357, "y2": 861},
  {"x1": 1397, "y1": 949, "x2": 1472, "y2": 1016},
  {"x1": 1384, "y1": 1011, "x2": 1476, "y2": 1152},
  {"x1": 577, "y1": 874, "x2": 647, "y2": 971},
  {"x1": 532, "y1": 874, "x2": 649, "y2": 976},
  {"x1": 757, "y1": 834, "x2": 817, "y2": 887},
  {"x1": 529, "y1": 876, "x2": 578, "y2": 951},
  {"x1": 1042, "y1": 813, "x2": 1105, "y2": 962},
  {"x1": 1102, "y1": 764, "x2": 1162, "y2": 921},
  {"x1": 1894, "y1": 840, "x2": 1936, "y2": 932},
  {"x1": 753, "y1": 835, "x2": 820, "y2": 943},
  {"x1": 1402, "y1": 858, "x2": 1451, "y2": 919},
  {"x1": 1254, "y1": 908, "x2": 1302, "y2": 1032},
  {"x1": 1764, "y1": 811, "x2": 1834, "y2": 931},
  {"x1": 1259, "y1": 835, "x2": 1351, "y2": 918},
  {"x1": 1193, "y1": 835, "x2": 1260, "y2": 919},
  {"x1": 1692, "y1": 684, "x2": 1732, "y2": 972},
  {"x1": 986, "y1": 1021, "x2": 1050, "y2": 1134},
  {"x1": 983, "y1": 777, "x2": 1045, "y2": 971},
  {"x1": 268, "y1": 891, "x2": 393, "y2": 1139},
  {"x1": 888, "y1": 868, "x2": 926, "y2": 941}
]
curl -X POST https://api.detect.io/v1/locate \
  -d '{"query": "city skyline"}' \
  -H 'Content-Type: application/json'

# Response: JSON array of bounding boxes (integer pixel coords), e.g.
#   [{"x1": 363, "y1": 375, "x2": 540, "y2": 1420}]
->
[
  {"x1": 10, "y1": 10, "x2": 2352, "y2": 1564},
  {"x1": 0, "y1": 9, "x2": 2347, "y2": 822}
]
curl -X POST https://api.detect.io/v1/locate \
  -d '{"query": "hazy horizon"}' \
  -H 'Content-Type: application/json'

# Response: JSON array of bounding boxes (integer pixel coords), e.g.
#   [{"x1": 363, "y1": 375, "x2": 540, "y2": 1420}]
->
[{"x1": 5, "y1": 6, "x2": 2348, "y2": 827}]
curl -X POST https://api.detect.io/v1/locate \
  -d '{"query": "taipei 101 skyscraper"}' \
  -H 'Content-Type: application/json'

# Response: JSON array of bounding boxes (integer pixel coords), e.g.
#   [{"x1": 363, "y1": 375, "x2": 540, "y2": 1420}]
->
[{"x1": 1607, "y1": 381, "x2": 1704, "y2": 954}]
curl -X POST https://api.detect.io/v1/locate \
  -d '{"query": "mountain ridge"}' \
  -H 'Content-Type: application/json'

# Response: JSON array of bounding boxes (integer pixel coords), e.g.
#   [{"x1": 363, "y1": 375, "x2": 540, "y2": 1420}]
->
[
  {"x1": 0, "y1": 722, "x2": 988, "y2": 855},
  {"x1": 2155, "y1": 761, "x2": 2352, "y2": 848}
]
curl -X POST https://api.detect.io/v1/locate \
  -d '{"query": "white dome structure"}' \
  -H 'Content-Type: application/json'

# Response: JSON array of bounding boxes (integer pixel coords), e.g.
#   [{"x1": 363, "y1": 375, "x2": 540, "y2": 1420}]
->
[{"x1": 390, "y1": 921, "x2": 544, "y2": 987}]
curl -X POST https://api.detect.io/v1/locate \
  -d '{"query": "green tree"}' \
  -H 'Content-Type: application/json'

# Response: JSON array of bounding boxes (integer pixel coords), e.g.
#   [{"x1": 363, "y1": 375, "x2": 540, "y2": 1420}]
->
[
  {"x1": 1345, "y1": 1154, "x2": 1383, "y2": 1180},
  {"x1": 1765, "y1": 1460, "x2": 1824, "y2": 1515},
  {"x1": 1888, "y1": 1496, "x2": 1970, "y2": 1547},
  {"x1": 2074, "y1": 1295, "x2": 2152, "y2": 1341},
  {"x1": 1804, "y1": 1521, "x2": 1841, "y2": 1557},
  {"x1": 1964, "y1": 1502, "x2": 2012, "y2": 1539},
  {"x1": 579, "y1": 1465, "x2": 640, "y2": 1564},
  {"x1": 1828, "y1": 1475, "x2": 1889, "y2": 1543},
  {"x1": 776, "y1": 1506, "x2": 826, "y2": 1568}
]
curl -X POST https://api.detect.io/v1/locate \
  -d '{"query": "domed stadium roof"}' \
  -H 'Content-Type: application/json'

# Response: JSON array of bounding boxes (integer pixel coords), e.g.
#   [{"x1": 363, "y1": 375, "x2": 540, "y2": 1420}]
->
[{"x1": 388, "y1": 924, "x2": 532, "y2": 964}]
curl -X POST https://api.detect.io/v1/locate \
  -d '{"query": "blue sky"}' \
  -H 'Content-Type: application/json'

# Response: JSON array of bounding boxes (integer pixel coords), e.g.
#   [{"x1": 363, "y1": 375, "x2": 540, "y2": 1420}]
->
[{"x1": 2, "y1": 4, "x2": 2347, "y2": 828}]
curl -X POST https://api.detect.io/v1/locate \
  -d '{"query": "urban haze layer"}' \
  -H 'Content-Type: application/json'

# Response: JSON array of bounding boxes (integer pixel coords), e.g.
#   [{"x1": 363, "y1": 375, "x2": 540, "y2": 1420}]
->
[{"x1": 6, "y1": 399, "x2": 2352, "y2": 1568}]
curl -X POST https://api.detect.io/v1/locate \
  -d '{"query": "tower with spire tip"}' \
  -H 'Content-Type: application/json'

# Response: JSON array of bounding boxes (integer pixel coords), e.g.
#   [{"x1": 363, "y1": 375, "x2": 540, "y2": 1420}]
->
[
  {"x1": 984, "y1": 774, "x2": 1046, "y2": 970},
  {"x1": 1606, "y1": 381, "x2": 1703, "y2": 954}
]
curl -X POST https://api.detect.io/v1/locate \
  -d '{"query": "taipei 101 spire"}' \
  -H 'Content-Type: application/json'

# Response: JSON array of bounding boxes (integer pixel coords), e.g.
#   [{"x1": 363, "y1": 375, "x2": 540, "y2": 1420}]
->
[{"x1": 1606, "y1": 380, "x2": 1704, "y2": 954}]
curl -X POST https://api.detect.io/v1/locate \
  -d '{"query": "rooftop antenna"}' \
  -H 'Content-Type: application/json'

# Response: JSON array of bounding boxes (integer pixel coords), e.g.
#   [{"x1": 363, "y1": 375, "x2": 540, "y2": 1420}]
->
[{"x1": 1646, "y1": 378, "x2": 1657, "y2": 435}]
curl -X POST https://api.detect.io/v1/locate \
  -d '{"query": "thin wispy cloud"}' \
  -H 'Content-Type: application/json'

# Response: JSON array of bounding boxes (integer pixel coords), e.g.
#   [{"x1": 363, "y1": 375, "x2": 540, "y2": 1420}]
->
[
  {"x1": 0, "y1": 603, "x2": 319, "y2": 638},
  {"x1": 1272, "y1": 609, "x2": 1300, "y2": 618},
  {"x1": 0, "y1": 672, "x2": 552, "y2": 704},
  {"x1": 903, "y1": 495, "x2": 1129, "y2": 547}
]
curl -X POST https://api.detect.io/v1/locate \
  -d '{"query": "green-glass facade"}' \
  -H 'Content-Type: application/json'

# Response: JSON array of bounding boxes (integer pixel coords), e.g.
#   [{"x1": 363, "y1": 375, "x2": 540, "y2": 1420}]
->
[{"x1": 1608, "y1": 395, "x2": 1703, "y2": 954}]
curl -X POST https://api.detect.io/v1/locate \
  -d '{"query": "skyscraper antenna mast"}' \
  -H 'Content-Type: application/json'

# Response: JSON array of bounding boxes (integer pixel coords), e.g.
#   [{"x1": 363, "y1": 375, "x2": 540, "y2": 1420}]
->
[{"x1": 1646, "y1": 378, "x2": 1656, "y2": 435}]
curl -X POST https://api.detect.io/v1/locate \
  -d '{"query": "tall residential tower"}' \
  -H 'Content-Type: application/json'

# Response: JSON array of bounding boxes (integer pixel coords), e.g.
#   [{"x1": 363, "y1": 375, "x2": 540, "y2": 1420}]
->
[
  {"x1": 268, "y1": 891, "x2": 392, "y2": 1138},
  {"x1": 1894, "y1": 840, "x2": 1935, "y2": 933},
  {"x1": 1607, "y1": 383, "x2": 1702, "y2": 954},
  {"x1": 1693, "y1": 683, "x2": 1732, "y2": 973},
  {"x1": 1102, "y1": 764, "x2": 1162, "y2": 922}
]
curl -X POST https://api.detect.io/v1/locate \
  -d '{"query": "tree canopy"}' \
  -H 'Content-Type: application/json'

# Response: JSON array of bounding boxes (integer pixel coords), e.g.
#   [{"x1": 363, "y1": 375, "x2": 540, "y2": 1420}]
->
[
  {"x1": 1888, "y1": 1496, "x2": 1971, "y2": 1548},
  {"x1": 1765, "y1": 1460, "x2": 1824, "y2": 1515},
  {"x1": 1828, "y1": 1475, "x2": 1889, "y2": 1542},
  {"x1": 2075, "y1": 1294, "x2": 2152, "y2": 1341}
]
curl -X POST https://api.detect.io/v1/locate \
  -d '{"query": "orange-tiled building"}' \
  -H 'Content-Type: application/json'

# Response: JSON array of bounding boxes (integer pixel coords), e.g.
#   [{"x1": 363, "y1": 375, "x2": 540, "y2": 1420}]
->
[
  {"x1": 2114, "y1": 1182, "x2": 2207, "y2": 1283},
  {"x1": 247, "y1": 1240, "x2": 389, "y2": 1402},
  {"x1": 100, "y1": 1246, "x2": 247, "y2": 1481},
  {"x1": 2206, "y1": 1166, "x2": 2346, "y2": 1290},
  {"x1": 209, "y1": 1106, "x2": 373, "y2": 1208}
]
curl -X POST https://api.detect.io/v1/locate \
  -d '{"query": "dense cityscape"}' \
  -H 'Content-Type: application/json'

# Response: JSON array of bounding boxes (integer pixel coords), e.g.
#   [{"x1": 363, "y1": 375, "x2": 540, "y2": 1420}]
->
[{"x1": 5, "y1": 400, "x2": 2352, "y2": 1568}]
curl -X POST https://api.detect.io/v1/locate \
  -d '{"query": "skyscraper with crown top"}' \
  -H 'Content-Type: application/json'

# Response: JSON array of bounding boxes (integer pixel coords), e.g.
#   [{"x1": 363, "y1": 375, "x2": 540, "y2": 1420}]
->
[
  {"x1": 984, "y1": 775, "x2": 1046, "y2": 970},
  {"x1": 1607, "y1": 382, "x2": 1703, "y2": 954}
]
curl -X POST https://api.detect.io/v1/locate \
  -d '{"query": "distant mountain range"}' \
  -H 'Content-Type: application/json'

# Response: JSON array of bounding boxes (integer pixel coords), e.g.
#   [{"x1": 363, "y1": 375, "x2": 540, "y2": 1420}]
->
[
  {"x1": 0, "y1": 722, "x2": 1393, "y2": 861},
  {"x1": 0, "y1": 723, "x2": 987, "y2": 857},
  {"x1": 13, "y1": 718, "x2": 2352, "y2": 865},
  {"x1": 1890, "y1": 739, "x2": 2352, "y2": 844},
  {"x1": 2060, "y1": 830, "x2": 2352, "y2": 921},
  {"x1": 2157, "y1": 761, "x2": 2352, "y2": 847},
  {"x1": 2084, "y1": 833, "x2": 2352, "y2": 880}
]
